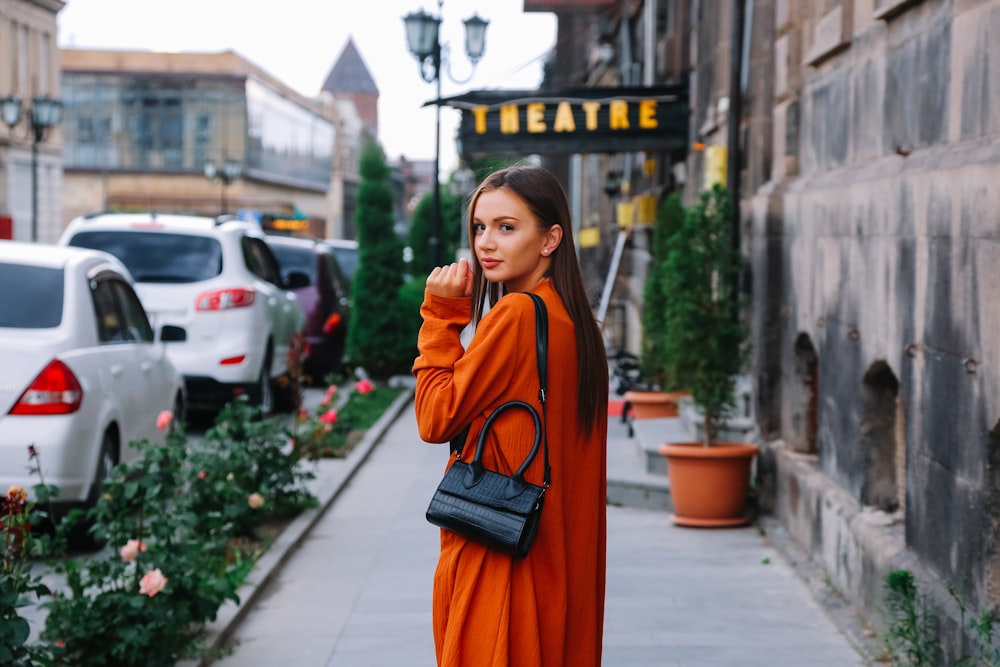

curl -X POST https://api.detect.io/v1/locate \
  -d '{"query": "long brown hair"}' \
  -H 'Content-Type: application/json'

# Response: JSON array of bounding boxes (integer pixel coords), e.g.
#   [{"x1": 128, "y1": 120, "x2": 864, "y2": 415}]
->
[{"x1": 466, "y1": 166, "x2": 608, "y2": 435}]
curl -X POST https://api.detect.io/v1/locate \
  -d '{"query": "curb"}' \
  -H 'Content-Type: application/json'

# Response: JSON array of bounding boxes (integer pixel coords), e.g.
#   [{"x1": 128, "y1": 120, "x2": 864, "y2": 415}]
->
[{"x1": 186, "y1": 387, "x2": 415, "y2": 666}]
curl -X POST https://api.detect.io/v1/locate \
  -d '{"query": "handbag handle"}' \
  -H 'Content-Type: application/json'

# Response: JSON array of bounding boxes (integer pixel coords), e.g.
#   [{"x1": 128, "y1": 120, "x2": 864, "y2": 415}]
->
[{"x1": 466, "y1": 400, "x2": 542, "y2": 492}]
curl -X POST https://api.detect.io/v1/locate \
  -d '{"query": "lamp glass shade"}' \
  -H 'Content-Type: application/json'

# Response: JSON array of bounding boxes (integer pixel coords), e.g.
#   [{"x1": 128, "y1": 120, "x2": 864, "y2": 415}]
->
[
  {"x1": 403, "y1": 9, "x2": 440, "y2": 60},
  {"x1": 31, "y1": 96, "x2": 62, "y2": 128},
  {"x1": 463, "y1": 13, "x2": 489, "y2": 63},
  {"x1": 203, "y1": 160, "x2": 218, "y2": 180},
  {"x1": 1, "y1": 96, "x2": 22, "y2": 128}
]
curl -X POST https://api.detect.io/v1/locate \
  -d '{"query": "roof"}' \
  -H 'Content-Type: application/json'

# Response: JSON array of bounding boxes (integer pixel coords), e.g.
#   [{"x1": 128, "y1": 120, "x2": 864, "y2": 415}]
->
[{"x1": 321, "y1": 37, "x2": 378, "y2": 96}]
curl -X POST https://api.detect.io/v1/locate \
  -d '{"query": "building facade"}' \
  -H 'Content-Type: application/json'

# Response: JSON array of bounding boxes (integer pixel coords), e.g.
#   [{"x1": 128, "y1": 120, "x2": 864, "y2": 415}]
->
[
  {"x1": 60, "y1": 49, "x2": 337, "y2": 237},
  {"x1": 0, "y1": 0, "x2": 64, "y2": 243},
  {"x1": 534, "y1": 0, "x2": 1000, "y2": 657}
]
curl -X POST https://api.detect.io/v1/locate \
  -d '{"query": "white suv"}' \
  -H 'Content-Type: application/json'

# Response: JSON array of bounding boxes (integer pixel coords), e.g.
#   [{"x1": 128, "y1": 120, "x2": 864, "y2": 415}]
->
[{"x1": 60, "y1": 213, "x2": 305, "y2": 415}]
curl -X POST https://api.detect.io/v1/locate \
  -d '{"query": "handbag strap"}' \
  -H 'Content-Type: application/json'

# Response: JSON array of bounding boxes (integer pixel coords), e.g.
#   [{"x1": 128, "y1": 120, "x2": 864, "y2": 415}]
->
[
  {"x1": 452, "y1": 292, "x2": 550, "y2": 487},
  {"x1": 526, "y1": 293, "x2": 550, "y2": 488}
]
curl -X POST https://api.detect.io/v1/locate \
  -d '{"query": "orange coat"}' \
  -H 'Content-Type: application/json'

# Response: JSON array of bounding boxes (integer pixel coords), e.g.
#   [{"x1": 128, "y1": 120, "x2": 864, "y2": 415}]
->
[{"x1": 413, "y1": 280, "x2": 607, "y2": 667}]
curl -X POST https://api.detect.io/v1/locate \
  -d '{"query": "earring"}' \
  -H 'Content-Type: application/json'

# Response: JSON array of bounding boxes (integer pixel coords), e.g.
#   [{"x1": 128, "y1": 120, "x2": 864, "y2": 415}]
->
[{"x1": 542, "y1": 249, "x2": 549, "y2": 255}]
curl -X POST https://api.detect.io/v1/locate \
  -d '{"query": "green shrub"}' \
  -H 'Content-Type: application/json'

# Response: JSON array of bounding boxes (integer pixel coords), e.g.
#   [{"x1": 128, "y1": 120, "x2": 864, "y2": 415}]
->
[
  {"x1": 39, "y1": 405, "x2": 317, "y2": 666},
  {"x1": 42, "y1": 423, "x2": 249, "y2": 666},
  {"x1": 187, "y1": 398, "x2": 317, "y2": 537}
]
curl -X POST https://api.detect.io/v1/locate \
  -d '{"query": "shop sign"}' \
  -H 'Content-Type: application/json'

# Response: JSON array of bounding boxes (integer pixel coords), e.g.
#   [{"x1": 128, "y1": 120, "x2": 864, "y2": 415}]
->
[{"x1": 435, "y1": 85, "x2": 688, "y2": 157}]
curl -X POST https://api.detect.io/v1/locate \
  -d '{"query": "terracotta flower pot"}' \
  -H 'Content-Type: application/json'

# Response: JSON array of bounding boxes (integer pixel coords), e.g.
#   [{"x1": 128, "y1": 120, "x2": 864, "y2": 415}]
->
[
  {"x1": 624, "y1": 390, "x2": 686, "y2": 419},
  {"x1": 659, "y1": 442, "x2": 759, "y2": 527}
]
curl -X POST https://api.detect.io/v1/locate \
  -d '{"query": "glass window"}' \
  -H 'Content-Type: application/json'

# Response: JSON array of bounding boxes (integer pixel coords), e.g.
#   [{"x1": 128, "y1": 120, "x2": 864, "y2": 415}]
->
[
  {"x1": 328, "y1": 244, "x2": 358, "y2": 284},
  {"x1": 242, "y1": 237, "x2": 283, "y2": 285},
  {"x1": 111, "y1": 280, "x2": 154, "y2": 342},
  {"x1": 245, "y1": 77, "x2": 334, "y2": 187},
  {"x1": 0, "y1": 263, "x2": 63, "y2": 328},
  {"x1": 324, "y1": 251, "x2": 349, "y2": 300},
  {"x1": 269, "y1": 243, "x2": 316, "y2": 285},
  {"x1": 67, "y1": 231, "x2": 223, "y2": 283},
  {"x1": 91, "y1": 279, "x2": 126, "y2": 343}
]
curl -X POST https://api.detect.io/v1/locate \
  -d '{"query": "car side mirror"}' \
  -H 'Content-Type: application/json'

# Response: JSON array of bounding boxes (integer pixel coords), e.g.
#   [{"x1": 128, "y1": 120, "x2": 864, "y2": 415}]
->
[
  {"x1": 160, "y1": 324, "x2": 187, "y2": 342},
  {"x1": 285, "y1": 271, "x2": 311, "y2": 289}
]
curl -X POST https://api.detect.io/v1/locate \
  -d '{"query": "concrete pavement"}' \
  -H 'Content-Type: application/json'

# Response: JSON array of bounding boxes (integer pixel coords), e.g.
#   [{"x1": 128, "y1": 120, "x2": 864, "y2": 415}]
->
[{"x1": 192, "y1": 388, "x2": 880, "y2": 666}]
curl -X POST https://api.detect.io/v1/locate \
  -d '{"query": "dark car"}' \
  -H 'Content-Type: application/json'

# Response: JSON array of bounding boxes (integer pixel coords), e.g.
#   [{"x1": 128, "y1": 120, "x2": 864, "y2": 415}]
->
[
  {"x1": 264, "y1": 235, "x2": 352, "y2": 382},
  {"x1": 324, "y1": 238, "x2": 358, "y2": 288}
]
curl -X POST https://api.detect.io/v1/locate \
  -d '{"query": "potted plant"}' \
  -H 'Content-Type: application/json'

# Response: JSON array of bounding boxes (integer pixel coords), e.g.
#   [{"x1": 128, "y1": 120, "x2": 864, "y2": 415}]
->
[
  {"x1": 657, "y1": 184, "x2": 759, "y2": 527},
  {"x1": 625, "y1": 192, "x2": 689, "y2": 419}
]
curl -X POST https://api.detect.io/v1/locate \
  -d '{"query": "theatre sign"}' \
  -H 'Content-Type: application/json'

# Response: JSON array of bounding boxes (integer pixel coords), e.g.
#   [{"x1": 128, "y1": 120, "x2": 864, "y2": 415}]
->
[{"x1": 433, "y1": 85, "x2": 688, "y2": 158}]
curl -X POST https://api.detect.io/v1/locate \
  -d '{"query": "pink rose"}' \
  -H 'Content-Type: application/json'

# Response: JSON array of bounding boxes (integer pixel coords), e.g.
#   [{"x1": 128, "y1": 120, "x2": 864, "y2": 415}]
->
[
  {"x1": 139, "y1": 568, "x2": 167, "y2": 597},
  {"x1": 355, "y1": 379, "x2": 374, "y2": 395},
  {"x1": 120, "y1": 539, "x2": 147, "y2": 562},
  {"x1": 324, "y1": 385, "x2": 338, "y2": 401},
  {"x1": 197, "y1": 470, "x2": 206, "y2": 480},
  {"x1": 298, "y1": 408, "x2": 309, "y2": 420},
  {"x1": 156, "y1": 411, "x2": 173, "y2": 431},
  {"x1": 248, "y1": 493, "x2": 264, "y2": 509},
  {"x1": 320, "y1": 409, "x2": 338, "y2": 424}
]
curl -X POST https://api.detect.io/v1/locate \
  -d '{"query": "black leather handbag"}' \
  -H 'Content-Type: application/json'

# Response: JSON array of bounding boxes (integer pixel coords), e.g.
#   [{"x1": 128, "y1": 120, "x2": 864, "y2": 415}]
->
[{"x1": 425, "y1": 293, "x2": 549, "y2": 558}]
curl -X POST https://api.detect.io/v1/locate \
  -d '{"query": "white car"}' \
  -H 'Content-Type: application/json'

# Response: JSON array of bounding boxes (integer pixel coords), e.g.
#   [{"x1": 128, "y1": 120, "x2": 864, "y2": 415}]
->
[
  {"x1": 0, "y1": 241, "x2": 185, "y2": 510},
  {"x1": 60, "y1": 213, "x2": 306, "y2": 415}
]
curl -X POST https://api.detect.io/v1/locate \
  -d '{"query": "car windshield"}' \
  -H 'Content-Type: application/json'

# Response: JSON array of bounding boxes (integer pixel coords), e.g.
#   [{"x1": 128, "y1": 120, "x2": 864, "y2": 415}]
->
[
  {"x1": 0, "y1": 263, "x2": 63, "y2": 328},
  {"x1": 67, "y1": 230, "x2": 223, "y2": 283},
  {"x1": 269, "y1": 243, "x2": 316, "y2": 285}
]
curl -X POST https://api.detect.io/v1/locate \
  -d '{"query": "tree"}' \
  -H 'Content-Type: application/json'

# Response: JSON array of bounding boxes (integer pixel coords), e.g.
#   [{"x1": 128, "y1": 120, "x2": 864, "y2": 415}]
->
[
  {"x1": 345, "y1": 141, "x2": 413, "y2": 379},
  {"x1": 660, "y1": 185, "x2": 749, "y2": 445},
  {"x1": 407, "y1": 188, "x2": 464, "y2": 276},
  {"x1": 640, "y1": 192, "x2": 684, "y2": 389}
]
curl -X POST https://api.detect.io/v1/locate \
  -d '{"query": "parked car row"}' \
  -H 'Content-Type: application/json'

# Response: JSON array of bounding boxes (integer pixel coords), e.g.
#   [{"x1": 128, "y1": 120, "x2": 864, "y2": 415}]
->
[
  {"x1": 60, "y1": 213, "x2": 307, "y2": 414},
  {"x1": 1, "y1": 215, "x2": 357, "y2": 519}
]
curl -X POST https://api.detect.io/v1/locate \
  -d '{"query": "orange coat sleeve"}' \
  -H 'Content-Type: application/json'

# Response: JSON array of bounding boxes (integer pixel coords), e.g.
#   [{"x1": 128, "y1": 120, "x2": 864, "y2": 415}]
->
[{"x1": 412, "y1": 291, "x2": 532, "y2": 444}]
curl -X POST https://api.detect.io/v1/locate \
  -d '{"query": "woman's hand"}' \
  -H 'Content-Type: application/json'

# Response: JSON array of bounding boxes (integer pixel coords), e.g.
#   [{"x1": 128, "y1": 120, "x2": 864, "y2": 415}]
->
[{"x1": 426, "y1": 258, "x2": 473, "y2": 298}]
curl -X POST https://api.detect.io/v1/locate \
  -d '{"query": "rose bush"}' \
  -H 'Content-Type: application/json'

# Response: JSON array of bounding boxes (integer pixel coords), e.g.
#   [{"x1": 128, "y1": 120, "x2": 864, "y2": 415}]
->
[
  {"x1": 37, "y1": 401, "x2": 317, "y2": 666},
  {"x1": 289, "y1": 378, "x2": 402, "y2": 460},
  {"x1": 0, "y1": 481, "x2": 53, "y2": 666}
]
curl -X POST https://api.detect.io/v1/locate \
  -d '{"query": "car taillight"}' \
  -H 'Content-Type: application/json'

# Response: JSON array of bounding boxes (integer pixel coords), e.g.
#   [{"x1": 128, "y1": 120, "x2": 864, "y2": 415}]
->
[
  {"x1": 322, "y1": 313, "x2": 342, "y2": 334},
  {"x1": 195, "y1": 288, "x2": 256, "y2": 311},
  {"x1": 9, "y1": 359, "x2": 83, "y2": 415}
]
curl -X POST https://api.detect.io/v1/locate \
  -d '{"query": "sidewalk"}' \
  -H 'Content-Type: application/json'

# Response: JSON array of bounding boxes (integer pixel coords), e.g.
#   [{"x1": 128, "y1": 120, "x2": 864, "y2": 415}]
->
[{"x1": 195, "y1": 390, "x2": 877, "y2": 666}]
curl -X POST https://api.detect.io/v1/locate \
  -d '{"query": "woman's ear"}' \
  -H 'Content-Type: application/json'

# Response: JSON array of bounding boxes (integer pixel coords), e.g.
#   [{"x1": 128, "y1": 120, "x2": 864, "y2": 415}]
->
[{"x1": 542, "y1": 224, "x2": 563, "y2": 256}]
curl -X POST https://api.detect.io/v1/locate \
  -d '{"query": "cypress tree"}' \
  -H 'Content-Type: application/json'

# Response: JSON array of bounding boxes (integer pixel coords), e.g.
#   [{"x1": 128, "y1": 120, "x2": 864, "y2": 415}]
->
[
  {"x1": 407, "y1": 188, "x2": 465, "y2": 275},
  {"x1": 345, "y1": 141, "x2": 412, "y2": 379},
  {"x1": 640, "y1": 192, "x2": 684, "y2": 389}
]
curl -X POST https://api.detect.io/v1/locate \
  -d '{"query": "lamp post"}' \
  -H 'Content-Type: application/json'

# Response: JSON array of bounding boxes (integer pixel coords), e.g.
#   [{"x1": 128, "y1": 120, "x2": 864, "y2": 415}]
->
[
  {"x1": 403, "y1": 1, "x2": 488, "y2": 268},
  {"x1": 203, "y1": 157, "x2": 243, "y2": 215},
  {"x1": 1, "y1": 94, "x2": 63, "y2": 242}
]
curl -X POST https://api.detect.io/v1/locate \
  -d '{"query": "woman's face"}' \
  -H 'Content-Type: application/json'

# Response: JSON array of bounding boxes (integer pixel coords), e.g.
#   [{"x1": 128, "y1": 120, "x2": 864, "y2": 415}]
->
[{"x1": 471, "y1": 188, "x2": 553, "y2": 293}]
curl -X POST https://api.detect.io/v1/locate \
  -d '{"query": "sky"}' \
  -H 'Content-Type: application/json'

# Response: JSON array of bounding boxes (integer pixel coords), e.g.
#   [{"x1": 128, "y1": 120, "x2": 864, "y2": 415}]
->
[{"x1": 57, "y1": 0, "x2": 557, "y2": 174}]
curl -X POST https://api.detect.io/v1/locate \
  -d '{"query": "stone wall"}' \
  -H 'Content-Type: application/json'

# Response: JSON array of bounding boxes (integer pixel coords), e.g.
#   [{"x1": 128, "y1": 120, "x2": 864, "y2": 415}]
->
[{"x1": 750, "y1": 0, "x2": 1000, "y2": 655}]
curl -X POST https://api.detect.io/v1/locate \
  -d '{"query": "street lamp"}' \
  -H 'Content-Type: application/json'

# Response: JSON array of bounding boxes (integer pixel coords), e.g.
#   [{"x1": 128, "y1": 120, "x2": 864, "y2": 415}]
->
[
  {"x1": 1, "y1": 94, "x2": 63, "y2": 242},
  {"x1": 403, "y1": 2, "x2": 488, "y2": 268},
  {"x1": 204, "y1": 157, "x2": 243, "y2": 215}
]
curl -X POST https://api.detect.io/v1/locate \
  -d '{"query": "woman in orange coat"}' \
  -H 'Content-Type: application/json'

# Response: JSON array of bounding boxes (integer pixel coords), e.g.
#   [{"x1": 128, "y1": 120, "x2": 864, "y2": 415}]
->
[{"x1": 413, "y1": 166, "x2": 608, "y2": 666}]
